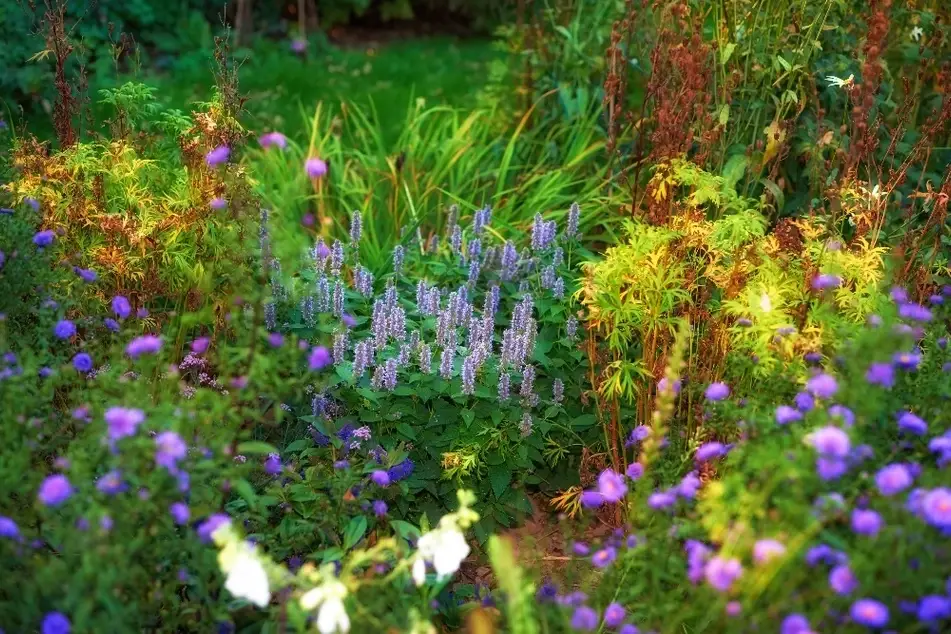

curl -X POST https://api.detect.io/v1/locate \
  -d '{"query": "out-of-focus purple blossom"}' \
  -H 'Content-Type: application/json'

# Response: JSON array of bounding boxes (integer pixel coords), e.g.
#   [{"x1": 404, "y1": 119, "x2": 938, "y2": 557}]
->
[
  {"x1": 775, "y1": 405, "x2": 802, "y2": 425},
  {"x1": 597, "y1": 469, "x2": 627, "y2": 503},
  {"x1": 155, "y1": 431, "x2": 187, "y2": 469},
  {"x1": 817, "y1": 457, "x2": 848, "y2": 481},
  {"x1": 705, "y1": 382, "x2": 730, "y2": 401},
  {"x1": 850, "y1": 599, "x2": 889, "y2": 627},
  {"x1": 921, "y1": 488, "x2": 951, "y2": 529},
  {"x1": 794, "y1": 391, "x2": 814, "y2": 412},
  {"x1": 53, "y1": 319, "x2": 76, "y2": 339},
  {"x1": 898, "y1": 302, "x2": 933, "y2": 322},
  {"x1": 677, "y1": 471, "x2": 701, "y2": 499},
  {"x1": 806, "y1": 373, "x2": 838, "y2": 398},
  {"x1": 72, "y1": 352, "x2": 93, "y2": 372},
  {"x1": 38, "y1": 475, "x2": 73, "y2": 506},
  {"x1": 565, "y1": 202, "x2": 580, "y2": 239},
  {"x1": 258, "y1": 131, "x2": 287, "y2": 149},
  {"x1": 580, "y1": 491, "x2": 604, "y2": 508},
  {"x1": 753, "y1": 539, "x2": 786, "y2": 565},
  {"x1": 105, "y1": 407, "x2": 145, "y2": 440},
  {"x1": 893, "y1": 350, "x2": 921, "y2": 370},
  {"x1": 197, "y1": 513, "x2": 230, "y2": 543},
  {"x1": 704, "y1": 556, "x2": 742, "y2": 591},
  {"x1": 370, "y1": 470, "x2": 390, "y2": 487},
  {"x1": 33, "y1": 230, "x2": 55, "y2": 247},
  {"x1": 648, "y1": 490, "x2": 677, "y2": 510},
  {"x1": 812, "y1": 274, "x2": 842, "y2": 290},
  {"x1": 170, "y1": 502, "x2": 190, "y2": 525},
  {"x1": 305, "y1": 157, "x2": 327, "y2": 179},
  {"x1": 875, "y1": 464, "x2": 913, "y2": 496},
  {"x1": 210, "y1": 197, "x2": 227, "y2": 210},
  {"x1": 626, "y1": 462, "x2": 644, "y2": 480},
  {"x1": 571, "y1": 606, "x2": 599, "y2": 631},
  {"x1": 205, "y1": 146, "x2": 230, "y2": 166},
  {"x1": 851, "y1": 509, "x2": 882, "y2": 536},
  {"x1": 591, "y1": 547, "x2": 617, "y2": 569},
  {"x1": 897, "y1": 411, "x2": 927, "y2": 435},
  {"x1": 127, "y1": 335, "x2": 162, "y2": 358},
  {"x1": 810, "y1": 426, "x2": 850, "y2": 457},
  {"x1": 828, "y1": 404, "x2": 855, "y2": 426},
  {"x1": 308, "y1": 346, "x2": 332, "y2": 370},
  {"x1": 829, "y1": 564, "x2": 858, "y2": 595}
]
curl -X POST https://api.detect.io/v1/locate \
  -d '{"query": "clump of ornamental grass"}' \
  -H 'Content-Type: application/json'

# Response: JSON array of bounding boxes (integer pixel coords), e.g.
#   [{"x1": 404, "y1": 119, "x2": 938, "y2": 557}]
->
[{"x1": 502, "y1": 283, "x2": 950, "y2": 634}]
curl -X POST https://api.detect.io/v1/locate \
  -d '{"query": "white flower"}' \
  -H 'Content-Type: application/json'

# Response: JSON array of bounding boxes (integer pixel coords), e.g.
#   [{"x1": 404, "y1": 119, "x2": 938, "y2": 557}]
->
[
  {"x1": 301, "y1": 579, "x2": 350, "y2": 634},
  {"x1": 825, "y1": 74, "x2": 854, "y2": 89},
  {"x1": 413, "y1": 526, "x2": 470, "y2": 586},
  {"x1": 223, "y1": 548, "x2": 270, "y2": 608},
  {"x1": 911, "y1": 26, "x2": 923, "y2": 42}
]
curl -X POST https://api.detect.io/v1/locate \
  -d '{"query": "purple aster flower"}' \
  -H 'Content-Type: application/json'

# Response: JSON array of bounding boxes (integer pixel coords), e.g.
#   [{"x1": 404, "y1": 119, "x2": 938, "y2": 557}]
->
[
  {"x1": 753, "y1": 539, "x2": 786, "y2": 565},
  {"x1": 704, "y1": 556, "x2": 742, "y2": 591},
  {"x1": 618, "y1": 626, "x2": 639, "y2": 634},
  {"x1": 258, "y1": 131, "x2": 287, "y2": 149},
  {"x1": 811, "y1": 426, "x2": 850, "y2": 457},
  {"x1": 72, "y1": 352, "x2": 93, "y2": 372},
  {"x1": 597, "y1": 469, "x2": 627, "y2": 503},
  {"x1": 725, "y1": 601, "x2": 741, "y2": 616},
  {"x1": 155, "y1": 431, "x2": 187, "y2": 469},
  {"x1": 41, "y1": 612, "x2": 71, "y2": 634},
  {"x1": 830, "y1": 564, "x2": 858, "y2": 595},
  {"x1": 875, "y1": 464, "x2": 913, "y2": 496},
  {"x1": 794, "y1": 391, "x2": 815, "y2": 412},
  {"x1": 648, "y1": 491, "x2": 677, "y2": 510},
  {"x1": 571, "y1": 606, "x2": 599, "y2": 631},
  {"x1": 205, "y1": 145, "x2": 230, "y2": 166},
  {"x1": 658, "y1": 377, "x2": 682, "y2": 395},
  {"x1": 372, "y1": 499, "x2": 388, "y2": 517},
  {"x1": 921, "y1": 488, "x2": 951, "y2": 528},
  {"x1": 96, "y1": 470, "x2": 126, "y2": 495},
  {"x1": 893, "y1": 351, "x2": 921, "y2": 370},
  {"x1": 850, "y1": 599, "x2": 889, "y2": 627},
  {"x1": 305, "y1": 157, "x2": 327, "y2": 179},
  {"x1": 104, "y1": 406, "x2": 145, "y2": 440},
  {"x1": 851, "y1": 509, "x2": 882, "y2": 536},
  {"x1": 333, "y1": 460, "x2": 350, "y2": 470},
  {"x1": 111, "y1": 295, "x2": 131, "y2": 319},
  {"x1": 627, "y1": 425, "x2": 651, "y2": 446},
  {"x1": 897, "y1": 412, "x2": 927, "y2": 435},
  {"x1": 829, "y1": 404, "x2": 855, "y2": 426},
  {"x1": 33, "y1": 230, "x2": 55, "y2": 247},
  {"x1": 704, "y1": 382, "x2": 730, "y2": 401},
  {"x1": 38, "y1": 474, "x2": 73, "y2": 506},
  {"x1": 126, "y1": 334, "x2": 162, "y2": 358},
  {"x1": 603, "y1": 603, "x2": 626, "y2": 628},
  {"x1": 190, "y1": 337, "x2": 210, "y2": 355},
  {"x1": 591, "y1": 547, "x2": 617, "y2": 568},
  {"x1": 775, "y1": 405, "x2": 802, "y2": 425},
  {"x1": 53, "y1": 319, "x2": 76, "y2": 339},
  {"x1": 210, "y1": 197, "x2": 227, "y2": 210},
  {"x1": 73, "y1": 266, "x2": 97, "y2": 282},
  {"x1": 170, "y1": 502, "x2": 190, "y2": 525},
  {"x1": 264, "y1": 453, "x2": 282, "y2": 475},
  {"x1": 308, "y1": 346, "x2": 331, "y2": 370},
  {"x1": 677, "y1": 471, "x2": 701, "y2": 499},
  {"x1": 197, "y1": 513, "x2": 230, "y2": 543},
  {"x1": 781, "y1": 614, "x2": 810, "y2": 634},
  {"x1": 898, "y1": 303, "x2": 932, "y2": 322},
  {"x1": 891, "y1": 286, "x2": 909, "y2": 303},
  {"x1": 580, "y1": 491, "x2": 605, "y2": 508},
  {"x1": 817, "y1": 457, "x2": 848, "y2": 480},
  {"x1": 267, "y1": 332, "x2": 283, "y2": 348},
  {"x1": 626, "y1": 462, "x2": 644, "y2": 480},
  {"x1": 0, "y1": 516, "x2": 21, "y2": 540},
  {"x1": 370, "y1": 470, "x2": 390, "y2": 487},
  {"x1": 931, "y1": 294, "x2": 945, "y2": 306},
  {"x1": 865, "y1": 362, "x2": 895, "y2": 388},
  {"x1": 812, "y1": 274, "x2": 842, "y2": 290},
  {"x1": 918, "y1": 596, "x2": 951, "y2": 622},
  {"x1": 806, "y1": 373, "x2": 838, "y2": 399},
  {"x1": 696, "y1": 442, "x2": 727, "y2": 462},
  {"x1": 103, "y1": 318, "x2": 120, "y2": 332}
]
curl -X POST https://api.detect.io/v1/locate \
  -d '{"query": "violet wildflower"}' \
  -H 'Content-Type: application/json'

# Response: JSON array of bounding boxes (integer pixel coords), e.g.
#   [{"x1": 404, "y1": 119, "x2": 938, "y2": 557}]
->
[
  {"x1": 53, "y1": 319, "x2": 75, "y2": 339},
  {"x1": 695, "y1": 442, "x2": 726, "y2": 462},
  {"x1": 572, "y1": 542, "x2": 589, "y2": 556},
  {"x1": 781, "y1": 614, "x2": 811, "y2": 634},
  {"x1": 170, "y1": 502, "x2": 190, "y2": 525},
  {"x1": 817, "y1": 457, "x2": 848, "y2": 480},
  {"x1": 370, "y1": 470, "x2": 390, "y2": 487},
  {"x1": 918, "y1": 596, "x2": 951, "y2": 622},
  {"x1": 552, "y1": 378, "x2": 564, "y2": 403},
  {"x1": 305, "y1": 157, "x2": 327, "y2": 179},
  {"x1": 806, "y1": 373, "x2": 838, "y2": 398},
  {"x1": 103, "y1": 318, "x2": 120, "y2": 332},
  {"x1": 810, "y1": 426, "x2": 850, "y2": 457},
  {"x1": 127, "y1": 334, "x2": 162, "y2": 358},
  {"x1": 704, "y1": 382, "x2": 730, "y2": 401},
  {"x1": 704, "y1": 556, "x2": 742, "y2": 591},
  {"x1": 921, "y1": 488, "x2": 951, "y2": 528},
  {"x1": 794, "y1": 391, "x2": 814, "y2": 412},
  {"x1": 591, "y1": 547, "x2": 617, "y2": 568},
  {"x1": 41, "y1": 612, "x2": 71, "y2": 634},
  {"x1": 829, "y1": 404, "x2": 855, "y2": 426},
  {"x1": 618, "y1": 625, "x2": 639, "y2": 634},
  {"x1": 685, "y1": 540, "x2": 711, "y2": 583},
  {"x1": 677, "y1": 471, "x2": 701, "y2": 499},
  {"x1": 196, "y1": 513, "x2": 230, "y2": 543},
  {"x1": 851, "y1": 509, "x2": 882, "y2": 536},
  {"x1": 0, "y1": 516, "x2": 20, "y2": 540},
  {"x1": 812, "y1": 274, "x2": 842, "y2": 290},
  {"x1": 875, "y1": 464, "x2": 913, "y2": 496},
  {"x1": 113, "y1": 297, "x2": 131, "y2": 319},
  {"x1": 753, "y1": 539, "x2": 786, "y2": 565},
  {"x1": 372, "y1": 500, "x2": 388, "y2": 517},
  {"x1": 603, "y1": 603, "x2": 626, "y2": 628},
  {"x1": 725, "y1": 601, "x2": 742, "y2": 617},
  {"x1": 629, "y1": 425, "x2": 651, "y2": 445},
  {"x1": 96, "y1": 470, "x2": 126, "y2": 496},
  {"x1": 930, "y1": 294, "x2": 945, "y2": 306},
  {"x1": 33, "y1": 230, "x2": 55, "y2": 247},
  {"x1": 308, "y1": 346, "x2": 331, "y2": 370},
  {"x1": 155, "y1": 431, "x2": 187, "y2": 469},
  {"x1": 597, "y1": 469, "x2": 627, "y2": 503},
  {"x1": 898, "y1": 302, "x2": 933, "y2": 322},
  {"x1": 891, "y1": 286, "x2": 909, "y2": 303},
  {"x1": 72, "y1": 352, "x2": 92, "y2": 372},
  {"x1": 38, "y1": 474, "x2": 73, "y2": 506},
  {"x1": 258, "y1": 131, "x2": 287, "y2": 149},
  {"x1": 565, "y1": 202, "x2": 580, "y2": 239},
  {"x1": 897, "y1": 411, "x2": 927, "y2": 435},
  {"x1": 580, "y1": 491, "x2": 604, "y2": 508},
  {"x1": 571, "y1": 606, "x2": 599, "y2": 631},
  {"x1": 191, "y1": 337, "x2": 210, "y2": 354},
  {"x1": 205, "y1": 146, "x2": 230, "y2": 166},
  {"x1": 893, "y1": 351, "x2": 921, "y2": 370},
  {"x1": 104, "y1": 407, "x2": 145, "y2": 440},
  {"x1": 519, "y1": 413, "x2": 533, "y2": 437},
  {"x1": 349, "y1": 210, "x2": 362, "y2": 244},
  {"x1": 626, "y1": 462, "x2": 644, "y2": 480},
  {"x1": 850, "y1": 599, "x2": 889, "y2": 627},
  {"x1": 775, "y1": 405, "x2": 802, "y2": 425},
  {"x1": 830, "y1": 564, "x2": 858, "y2": 595},
  {"x1": 73, "y1": 266, "x2": 97, "y2": 282},
  {"x1": 648, "y1": 491, "x2": 676, "y2": 510}
]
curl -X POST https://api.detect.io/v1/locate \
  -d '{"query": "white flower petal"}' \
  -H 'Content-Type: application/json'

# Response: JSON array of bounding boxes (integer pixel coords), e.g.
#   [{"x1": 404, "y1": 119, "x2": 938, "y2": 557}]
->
[
  {"x1": 412, "y1": 556, "x2": 426, "y2": 586},
  {"x1": 224, "y1": 551, "x2": 270, "y2": 608},
  {"x1": 317, "y1": 597, "x2": 350, "y2": 634}
]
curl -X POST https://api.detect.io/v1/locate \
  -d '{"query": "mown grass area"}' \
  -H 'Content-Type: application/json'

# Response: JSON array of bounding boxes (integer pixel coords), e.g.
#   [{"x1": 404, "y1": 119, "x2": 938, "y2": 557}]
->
[{"x1": 21, "y1": 35, "x2": 498, "y2": 145}]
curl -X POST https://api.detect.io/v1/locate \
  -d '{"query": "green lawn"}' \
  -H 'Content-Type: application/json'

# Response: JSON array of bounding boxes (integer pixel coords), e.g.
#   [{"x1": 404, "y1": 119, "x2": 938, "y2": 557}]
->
[{"x1": 28, "y1": 35, "x2": 499, "y2": 146}]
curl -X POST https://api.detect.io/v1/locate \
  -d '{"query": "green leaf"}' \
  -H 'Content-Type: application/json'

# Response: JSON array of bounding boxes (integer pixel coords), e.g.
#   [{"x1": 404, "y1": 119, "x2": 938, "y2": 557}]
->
[
  {"x1": 236, "y1": 441, "x2": 279, "y2": 455},
  {"x1": 720, "y1": 42, "x2": 736, "y2": 65},
  {"x1": 342, "y1": 516, "x2": 368, "y2": 550},
  {"x1": 722, "y1": 154, "x2": 749, "y2": 191},
  {"x1": 390, "y1": 520, "x2": 421, "y2": 542},
  {"x1": 396, "y1": 423, "x2": 417, "y2": 439},
  {"x1": 285, "y1": 439, "x2": 312, "y2": 452},
  {"x1": 571, "y1": 414, "x2": 597, "y2": 429},
  {"x1": 488, "y1": 465, "x2": 512, "y2": 499}
]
